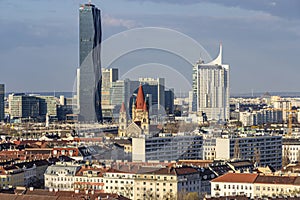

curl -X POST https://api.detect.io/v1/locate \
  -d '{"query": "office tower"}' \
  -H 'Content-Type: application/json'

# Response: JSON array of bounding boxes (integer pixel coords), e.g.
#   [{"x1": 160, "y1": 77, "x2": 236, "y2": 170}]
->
[
  {"x1": 77, "y1": 3, "x2": 102, "y2": 122},
  {"x1": 38, "y1": 96, "x2": 58, "y2": 117},
  {"x1": 164, "y1": 89, "x2": 174, "y2": 114},
  {"x1": 8, "y1": 94, "x2": 40, "y2": 119},
  {"x1": 101, "y1": 68, "x2": 118, "y2": 106},
  {"x1": 0, "y1": 84, "x2": 4, "y2": 121},
  {"x1": 111, "y1": 79, "x2": 140, "y2": 110},
  {"x1": 195, "y1": 44, "x2": 230, "y2": 121},
  {"x1": 138, "y1": 78, "x2": 165, "y2": 115}
]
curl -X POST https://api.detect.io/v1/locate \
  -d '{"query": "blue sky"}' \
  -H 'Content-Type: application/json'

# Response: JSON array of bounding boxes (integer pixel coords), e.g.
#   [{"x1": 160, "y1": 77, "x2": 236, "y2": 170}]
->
[{"x1": 0, "y1": 0, "x2": 299, "y2": 94}]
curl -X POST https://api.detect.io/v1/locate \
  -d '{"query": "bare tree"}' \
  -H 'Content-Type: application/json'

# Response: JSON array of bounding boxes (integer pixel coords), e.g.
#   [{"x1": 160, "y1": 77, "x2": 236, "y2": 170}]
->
[
  {"x1": 282, "y1": 147, "x2": 290, "y2": 167},
  {"x1": 233, "y1": 139, "x2": 240, "y2": 159}
]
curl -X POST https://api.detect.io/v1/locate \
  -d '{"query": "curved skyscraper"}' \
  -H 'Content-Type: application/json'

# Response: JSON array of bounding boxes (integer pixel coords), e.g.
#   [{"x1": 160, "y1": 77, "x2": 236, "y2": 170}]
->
[
  {"x1": 77, "y1": 3, "x2": 102, "y2": 122},
  {"x1": 195, "y1": 44, "x2": 230, "y2": 122}
]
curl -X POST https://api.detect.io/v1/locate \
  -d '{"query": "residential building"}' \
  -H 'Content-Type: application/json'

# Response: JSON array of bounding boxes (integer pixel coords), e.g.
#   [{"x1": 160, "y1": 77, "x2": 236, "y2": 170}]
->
[
  {"x1": 203, "y1": 138, "x2": 216, "y2": 160},
  {"x1": 77, "y1": 3, "x2": 102, "y2": 122},
  {"x1": 215, "y1": 134, "x2": 282, "y2": 170},
  {"x1": 0, "y1": 189, "x2": 130, "y2": 200},
  {"x1": 239, "y1": 108, "x2": 283, "y2": 126},
  {"x1": 282, "y1": 138, "x2": 300, "y2": 163},
  {"x1": 211, "y1": 172, "x2": 300, "y2": 199},
  {"x1": 134, "y1": 166, "x2": 201, "y2": 200},
  {"x1": 195, "y1": 44, "x2": 230, "y2": 122},
  {"x1": 14, "y1": 160, "x2": 49, "y2": 187},
  {"x1": 0, "y1": 166, "x2": 24, "y2": 189},
  {"x1": 44, "y1": 162, "x2": 80, "y2": 191},
  {"x1": 0, "y1": 84, "x2": 4, "y2": 121},
  {"x1": 211, "y1": 173, "x2": 257, "y2": 198},
  {"x1": 132, "y1": 132, "x2": 203, "y2": 162}
]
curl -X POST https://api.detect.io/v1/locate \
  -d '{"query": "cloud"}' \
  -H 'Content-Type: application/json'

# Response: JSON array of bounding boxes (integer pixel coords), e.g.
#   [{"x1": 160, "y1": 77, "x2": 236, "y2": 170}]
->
[
  {"x1": 102, "y1": 14, "x2": 140, "y2": 29},
  {"x1": 124, "y1": 0, "x2": 300, "y2": 20}
]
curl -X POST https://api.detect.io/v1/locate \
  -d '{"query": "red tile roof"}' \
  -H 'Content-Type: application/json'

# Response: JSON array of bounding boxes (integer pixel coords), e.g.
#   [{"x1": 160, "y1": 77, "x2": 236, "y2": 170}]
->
[{"x1": 211, "y1": 173, "x2": 258, "y2": 183}]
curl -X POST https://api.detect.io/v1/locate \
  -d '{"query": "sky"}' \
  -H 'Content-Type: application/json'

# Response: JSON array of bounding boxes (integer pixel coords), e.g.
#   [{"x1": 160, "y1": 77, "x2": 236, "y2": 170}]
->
[{"x1": 0, "y1": 0, "x2": 299, "y2": 94}]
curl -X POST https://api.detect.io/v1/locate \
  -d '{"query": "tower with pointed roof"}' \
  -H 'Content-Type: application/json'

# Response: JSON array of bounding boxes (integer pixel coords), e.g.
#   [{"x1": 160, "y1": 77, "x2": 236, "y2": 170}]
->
[
  {"x1": 118, "y1": 102, "x2": 128, "y2": 137},
  {"x1": 132, "y1": 85, "x2": 150, "y2": 134}
]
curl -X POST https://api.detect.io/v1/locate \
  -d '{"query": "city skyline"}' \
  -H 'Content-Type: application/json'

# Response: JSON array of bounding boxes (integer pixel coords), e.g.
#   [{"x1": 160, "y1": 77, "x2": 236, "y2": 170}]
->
[{"x1": 0, "y1": 0, "x2": 299, "y2": 94}]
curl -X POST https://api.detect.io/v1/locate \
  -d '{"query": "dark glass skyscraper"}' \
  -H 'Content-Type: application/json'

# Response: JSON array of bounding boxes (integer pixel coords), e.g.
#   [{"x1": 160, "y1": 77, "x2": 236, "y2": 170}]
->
[
  {"x1": 0, "y1": 84, "x2": 4, "y2": 121},
  {"x1": 78, "y1": 3, "x2": 102, "y2": 122}
]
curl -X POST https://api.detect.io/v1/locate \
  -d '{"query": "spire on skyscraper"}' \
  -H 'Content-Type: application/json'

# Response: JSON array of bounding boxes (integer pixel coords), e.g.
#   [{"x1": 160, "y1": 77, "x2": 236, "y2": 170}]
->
[{"x1": 206, "y1": 43, "x2": 222, "y2": 65}]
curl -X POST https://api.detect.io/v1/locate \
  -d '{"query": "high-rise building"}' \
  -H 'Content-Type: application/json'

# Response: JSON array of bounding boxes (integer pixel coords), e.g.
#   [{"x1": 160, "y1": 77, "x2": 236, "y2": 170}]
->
[
  {"x1": 101, "y1": 68, "x2": 118, "y2": 106},
  {"x1": 8, "y1": 94, "x2": 40, "y2": 119},
  {"x1": 138, "y1": 78, "x2": 165, "y2": 115},
  {"x1": 0, "y1": 84, "x2": 4, "y2": 121},
  {"x1": 164, "y1": 89, "x2": 174, "y2": 114},
  {"x1": 195, "y1": 44, "x2": 230, "y2": 121},
  {"x1": 111, "y1": 79, "x2": 140, "y2": 110},
  {"x1": 77, "y1": 3, "x2": 102, "y2": 122}
]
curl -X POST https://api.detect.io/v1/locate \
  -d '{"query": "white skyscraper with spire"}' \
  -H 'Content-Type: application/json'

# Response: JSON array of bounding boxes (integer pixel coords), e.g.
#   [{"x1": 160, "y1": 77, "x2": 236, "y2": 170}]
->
[{"x1": 195, "y1": 44, "x2": 230, "y2": 122}]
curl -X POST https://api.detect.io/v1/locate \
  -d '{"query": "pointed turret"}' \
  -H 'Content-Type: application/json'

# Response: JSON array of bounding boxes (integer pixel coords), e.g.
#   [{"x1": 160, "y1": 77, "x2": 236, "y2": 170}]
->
[
  {"x1": 206, "y1": 43, "x2": 222, "y2": 65},
  {"x1": 143, "y1": 101, "x2": 147, "y2": 112},
  {"x1": 136, "y1": 85, "x2": 145, "y2": 109},
  {"x1": 120, "y1": 102, "x2": 126, "y2": 113}
]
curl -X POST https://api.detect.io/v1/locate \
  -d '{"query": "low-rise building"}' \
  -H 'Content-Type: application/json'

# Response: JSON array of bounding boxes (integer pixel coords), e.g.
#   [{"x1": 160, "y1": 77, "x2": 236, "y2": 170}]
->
[
  {"x1": 211, "y1": 173, "x2": 257, "y2": 198},
  {"x1": 211, "y1": 172, "x2": 300, "y2": 199},
  {"x1": 44, "y1": 162, "x2": 80, "y2": 191},
  {"x1": 0, "y1": 166, "x2": 24, "y2": 189},
  {"x1": 134, "y1": 166, "x2": 201, "y2": 200}
]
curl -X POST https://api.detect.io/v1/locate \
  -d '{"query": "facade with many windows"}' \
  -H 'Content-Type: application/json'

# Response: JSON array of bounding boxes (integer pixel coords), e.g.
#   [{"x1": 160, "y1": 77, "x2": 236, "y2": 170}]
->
[
  {"x1": 215, "y1": 134, "x2": 282, "y2": 170},
  {"x1": 132, "y1": 133, "x2": 203, "y2": 162},
  {"x1": 211, "y1": 172, "x2": 300, "y2": 199}
]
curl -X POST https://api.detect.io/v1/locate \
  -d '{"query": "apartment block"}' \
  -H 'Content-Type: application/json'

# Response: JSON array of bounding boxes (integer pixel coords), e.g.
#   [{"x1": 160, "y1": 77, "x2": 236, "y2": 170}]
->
[
  {"x1": 132, "y1": 133, "x2": 203, "y2": 162},
  {"x1": 211, "y1": 172, "x2": 300, "y2": 199},
  {"x1": 215, "y1": 134, "x2": 282, "y2": 170}
]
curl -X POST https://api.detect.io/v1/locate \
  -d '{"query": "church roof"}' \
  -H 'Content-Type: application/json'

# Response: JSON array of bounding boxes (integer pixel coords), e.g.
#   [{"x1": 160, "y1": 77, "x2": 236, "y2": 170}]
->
[
  {"x1": 136, "y1": 85, "x2": 145, "y2": 110},
  {"x1": 120, "y1": 102, "x2": 126, "y2": 113}
]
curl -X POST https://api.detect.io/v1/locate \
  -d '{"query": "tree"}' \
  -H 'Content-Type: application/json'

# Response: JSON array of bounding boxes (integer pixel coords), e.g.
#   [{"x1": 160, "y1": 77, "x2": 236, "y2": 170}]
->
[
  {"x1": 254, "y1": 147, "x2": 261, "y2": 167},
  {"x1": 163, "y1": 191, "x2": 176, "y2": 200},
  {"x1": 123, "y1": 184, "x2": 132, "y2": 198},
  {"x1": 184, "y1": 192, "x2": 200, "y2": 200},
  {"x1": 282, "y1": 147, "x2": 290, "y2": 167},
  {"x1": 233, "y1": 139, "x2": 240, "y2": 159}
]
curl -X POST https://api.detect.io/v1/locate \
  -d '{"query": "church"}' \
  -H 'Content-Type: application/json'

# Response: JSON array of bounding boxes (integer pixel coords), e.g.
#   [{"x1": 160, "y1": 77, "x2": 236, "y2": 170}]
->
[{"x1": 118, "y1": 85, "x2": 150, "y2": 137}]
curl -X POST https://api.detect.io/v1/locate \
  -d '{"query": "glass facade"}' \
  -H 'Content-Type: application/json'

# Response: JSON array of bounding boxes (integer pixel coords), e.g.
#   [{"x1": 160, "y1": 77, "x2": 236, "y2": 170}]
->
[
  {"x1": 0, "y1": 84, "x2": 4, "y2": 121},
  {"x1": 78, "y1": 3, "x2": 102, "y2": 122}
]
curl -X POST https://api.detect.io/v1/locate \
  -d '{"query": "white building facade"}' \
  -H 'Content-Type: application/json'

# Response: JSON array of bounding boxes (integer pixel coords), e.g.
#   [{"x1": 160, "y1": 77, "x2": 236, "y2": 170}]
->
[{"x1": 195, "y1": 44, "x2": 230, "y2": 122}]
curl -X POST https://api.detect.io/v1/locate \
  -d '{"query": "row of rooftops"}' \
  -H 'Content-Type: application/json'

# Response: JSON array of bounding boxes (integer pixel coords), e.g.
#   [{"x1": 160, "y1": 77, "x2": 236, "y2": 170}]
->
[
  {"x1": 212, "y1": 172, "x2": 300, "y2": 185},
  {"x1": 0, "y1": 159, "x2": 49, "y2": 175},
  {"x1": 0, "y1": 187, "x2": 129, "y2": 200}
]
